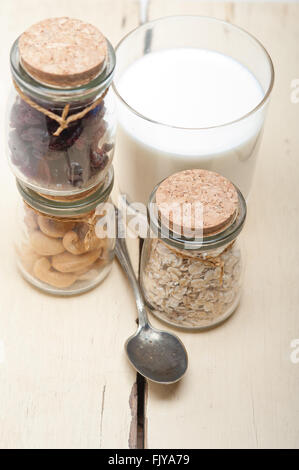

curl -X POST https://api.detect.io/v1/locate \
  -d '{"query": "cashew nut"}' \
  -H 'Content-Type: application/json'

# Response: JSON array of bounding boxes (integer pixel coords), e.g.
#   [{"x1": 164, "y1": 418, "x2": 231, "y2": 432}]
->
[
  {"x1": 62, "y1": 231, "x2": 87, "y2": 255},
  {"x1": 17, "y1": 244, "x2": 41, "y2": 274},
  {"x1": 73, "y1": 265, "x2": 93, "y2": 276},
  {"x1": 33, "y1": 257, "x2": 77, "y2": 288},
  {"x1": 52, "y1": 249, "x2": 101, "y2": 273},
  {"x1": 75, "y1": 223, "x2": 104, "y2": 250},
  {"x1": 94, "y1": 257, "x2": 108, "y2": 269},
  {"x1": 37, "y1": 216, "x2": 75, "y2": 238},
  {"x1": 30, "y1": 231, "x2": 65, "y2": 256},
  {"x1": 77, "y1": 269, "x2": 100, "y2": 281},
  {"x1": 90, "y1": 235, "x2": 107, "y2": 251},
  {"x1": 74, "y1": 257, "x2": 105, "y2": 276},
  {"x1": 63, "y1": 230, "x2": 104, "y2": 254},
  {"x1": 24, "y1": 212, "x2": 38, "y2": 232}
]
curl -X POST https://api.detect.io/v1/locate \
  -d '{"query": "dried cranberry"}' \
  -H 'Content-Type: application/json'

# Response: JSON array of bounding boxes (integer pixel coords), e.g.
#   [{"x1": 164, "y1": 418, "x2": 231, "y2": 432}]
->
[
  {"x1": 23, "y1": 108, "x2": 41, "y2": 127},
  {"x1": 9, "y1": 94, "x2": 111, "y2": 190},
  {"x1": 84, "y1": 110, "x2": 106, "y2": 137},
  {"x1": 10, "y1": 144, "x2": 29, "y2": 168},
  {"x1": 43, "y1": 150, "x2": 63, "y2": 161},
  {"x1": 65, "y1": 124, "x2": 83, "y2": 147},
  {"x1": 31, "y1": 149, "x2": 43, "y2": 160},
  {"x1": 45, "y1": 114, "x2": 60, "y2": 135},
  {"x1": 10, "y1": 98, "x2": 43, "y2": 129},
  {"x1": 90, "y1": 149, "x2": 109, "y2": 171},
  {"x1": 21, "y1": 127, "x2": 49, "y2": 143},
  {"x1": 101, "y1": 142, "x2": 114, "y2": 153},
  {"x1": 49, "y1": 122, "x2": 82, "y2": 151},
  {"x1": 9, "y1": 130, "x2": 30, "y2": 167},
  {"x1": 9, "y1": 129, "x2": 22, "y2": 151},
  {"x1": 74, "y1": 134, "x2": 87, "y2": 151},
  {"x1": 10, "y1": 104, "x2": 26, "y2": 129}
]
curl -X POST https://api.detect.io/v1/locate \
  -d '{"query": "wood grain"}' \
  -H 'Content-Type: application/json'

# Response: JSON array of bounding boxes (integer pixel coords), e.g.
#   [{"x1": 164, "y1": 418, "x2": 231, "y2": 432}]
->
[
  {"x1": 0, "y1": 0, "x2": 299, "y2": 449},
  {"x1": 145, "y1": 1, "x2": 299, "y2": 449},
  {"x1": 0, "y1": 0, "x2": 140, "y2": 449}
]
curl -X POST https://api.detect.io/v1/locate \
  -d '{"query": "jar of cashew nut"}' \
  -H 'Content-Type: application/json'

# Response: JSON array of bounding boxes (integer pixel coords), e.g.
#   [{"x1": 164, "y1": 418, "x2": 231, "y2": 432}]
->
[
  {"x1": 16, "y1": 167, "x2": 115, "y2": 295},
  {"x1": 140, "y1": 169, "x2": 247, "y2": 330}
]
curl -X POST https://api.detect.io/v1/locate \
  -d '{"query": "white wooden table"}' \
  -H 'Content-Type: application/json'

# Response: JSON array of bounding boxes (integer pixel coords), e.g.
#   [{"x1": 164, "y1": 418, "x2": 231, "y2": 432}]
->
[{"x1": 0, "y1": 0, "x2": 298, "y2": 449}]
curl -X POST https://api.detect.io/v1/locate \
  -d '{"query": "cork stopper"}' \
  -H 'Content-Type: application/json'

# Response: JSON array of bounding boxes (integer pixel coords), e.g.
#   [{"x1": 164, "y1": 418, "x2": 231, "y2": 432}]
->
[
  {"x1": 156, "y1": 169, "x2": 239, "y2": 237},
  {"x1": 19, "y1": 17, "x2": 107, "y2": 87}
]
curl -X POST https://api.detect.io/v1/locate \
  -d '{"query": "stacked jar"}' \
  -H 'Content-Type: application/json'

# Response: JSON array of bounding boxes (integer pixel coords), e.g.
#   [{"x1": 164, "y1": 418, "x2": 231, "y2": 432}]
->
[{"x1": 7, "y1": 17, "x2": 116, "y2": 294}]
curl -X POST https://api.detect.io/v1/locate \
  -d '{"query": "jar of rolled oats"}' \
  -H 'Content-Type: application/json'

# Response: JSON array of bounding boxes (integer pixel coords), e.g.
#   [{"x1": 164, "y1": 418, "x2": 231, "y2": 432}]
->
[
  {"x1": 16, "y1": 167, "x2": 115, "y2": 295},
  {"x1": 140, "y1": 169, "x2": 246, "y2": 330}
]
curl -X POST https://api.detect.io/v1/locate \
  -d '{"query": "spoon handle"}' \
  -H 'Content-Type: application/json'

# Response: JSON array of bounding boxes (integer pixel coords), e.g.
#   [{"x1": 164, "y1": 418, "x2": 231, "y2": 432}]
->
[
  {"x1": 139, "y1": 0, "x2": 152, "y2": 54},
  {"x1": 115, "y1": 210, "x2": 149, "y2": 328}
]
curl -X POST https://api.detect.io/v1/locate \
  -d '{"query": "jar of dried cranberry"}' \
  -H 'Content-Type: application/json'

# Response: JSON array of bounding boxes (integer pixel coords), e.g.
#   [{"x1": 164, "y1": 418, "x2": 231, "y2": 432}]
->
[{"x1": 7, "y1": 17, "x2": 116, "y2": 196}]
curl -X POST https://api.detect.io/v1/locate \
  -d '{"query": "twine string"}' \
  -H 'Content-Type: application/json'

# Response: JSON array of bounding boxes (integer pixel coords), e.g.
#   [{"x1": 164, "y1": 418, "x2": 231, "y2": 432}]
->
[
  {"x1": 157, "y1": 239, "x2": 236, "y2": 286},
  {"x1": 24, "y1": 201, "x2": 100, "y2": 250},
  {"x1": 13, "y1": 80, "x2": 109, "y2": 136}
]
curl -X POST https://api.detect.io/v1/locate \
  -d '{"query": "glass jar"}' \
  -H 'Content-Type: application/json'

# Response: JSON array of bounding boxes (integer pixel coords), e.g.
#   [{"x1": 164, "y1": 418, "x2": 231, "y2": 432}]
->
[
  {"x1": 113, "y1": 16, "x2": 274, "y2": 206},
  {"x1": 140, "y1": 179, "x2": 247, "y2": 330},
  {"x1": 15, "y1": 168, "x2": 115, "y2": 295},
  {"x1": 7, "y1": 34, "x2": 116, "y2": 196}
]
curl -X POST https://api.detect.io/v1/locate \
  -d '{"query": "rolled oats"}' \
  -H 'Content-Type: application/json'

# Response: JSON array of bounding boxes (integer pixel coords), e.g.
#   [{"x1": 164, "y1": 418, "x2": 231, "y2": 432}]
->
[{"x1": 141, "y1": 238, "x2": 242, "y2": 329}]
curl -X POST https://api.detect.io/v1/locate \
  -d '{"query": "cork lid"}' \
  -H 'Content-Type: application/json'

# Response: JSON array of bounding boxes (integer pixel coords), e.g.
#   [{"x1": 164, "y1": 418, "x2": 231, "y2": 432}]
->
[
  {"x1": 156, "y1": 169, "x2": 239, "y2": 237},
  {"x1": 19, "y1": 17, "x2": 107, "y2": 87}
]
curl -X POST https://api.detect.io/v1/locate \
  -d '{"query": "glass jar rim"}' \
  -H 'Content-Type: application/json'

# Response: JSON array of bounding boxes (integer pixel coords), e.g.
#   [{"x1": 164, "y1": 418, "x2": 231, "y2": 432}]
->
[
  {"x1": 147, "y1": 179, "x2": 247, "y2": 251},
  {"x1": 17, "y1": 167, "x2": 114, "y2": 217},
  {"x1": 112, "y1": 15, "x2": 275, "y2": 131},
  {"x1": 10, "y1": 37, "x2": 116, "y2": 104}
]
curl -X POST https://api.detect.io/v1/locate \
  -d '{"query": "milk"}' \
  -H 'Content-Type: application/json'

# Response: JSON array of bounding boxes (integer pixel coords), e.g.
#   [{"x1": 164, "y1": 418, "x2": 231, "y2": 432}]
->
[{"x1": 115, "y1": 48, "x2": 265, "y2": 204}]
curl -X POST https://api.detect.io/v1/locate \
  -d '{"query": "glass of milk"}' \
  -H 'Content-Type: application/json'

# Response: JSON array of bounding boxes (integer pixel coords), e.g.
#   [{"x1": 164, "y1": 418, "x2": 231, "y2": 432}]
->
[{"x1": 113, "y1": 16, "x2": 274, "y2": 206}]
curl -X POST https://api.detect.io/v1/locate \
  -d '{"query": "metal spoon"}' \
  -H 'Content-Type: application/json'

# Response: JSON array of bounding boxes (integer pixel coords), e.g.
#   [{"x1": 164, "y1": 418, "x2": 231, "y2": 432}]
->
[
  {"x1": 139, "y1": 0, "x2": 152, "y2": 54},
  {"x1": 115, "y1": 214, "x2": 188, "y2": 384}
]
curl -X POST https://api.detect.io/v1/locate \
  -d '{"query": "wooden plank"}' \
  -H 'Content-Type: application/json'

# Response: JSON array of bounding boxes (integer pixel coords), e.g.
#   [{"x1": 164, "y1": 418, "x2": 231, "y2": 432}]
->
[
  {"x1": 0, "y1": 0, "x2": 141, "y2": 449},
  {"x1": 1, "y1": 0, "x2": 299, "y2": 450},
  {"x1": 145, "y1": 1, "x2": 299, "y2": 449}
]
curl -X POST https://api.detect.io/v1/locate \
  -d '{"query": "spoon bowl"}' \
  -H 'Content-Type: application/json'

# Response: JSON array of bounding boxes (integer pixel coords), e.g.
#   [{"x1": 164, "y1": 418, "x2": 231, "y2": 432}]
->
[{"x1": 126, "y1": 324, "x2": 188, "y2": 384}]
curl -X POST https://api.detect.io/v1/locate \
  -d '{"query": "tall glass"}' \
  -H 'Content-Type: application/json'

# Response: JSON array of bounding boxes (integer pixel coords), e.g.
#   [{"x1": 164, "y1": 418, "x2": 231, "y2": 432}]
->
[{"x1": 112, "y1": 16, "x2": 274, "y2": 205}]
